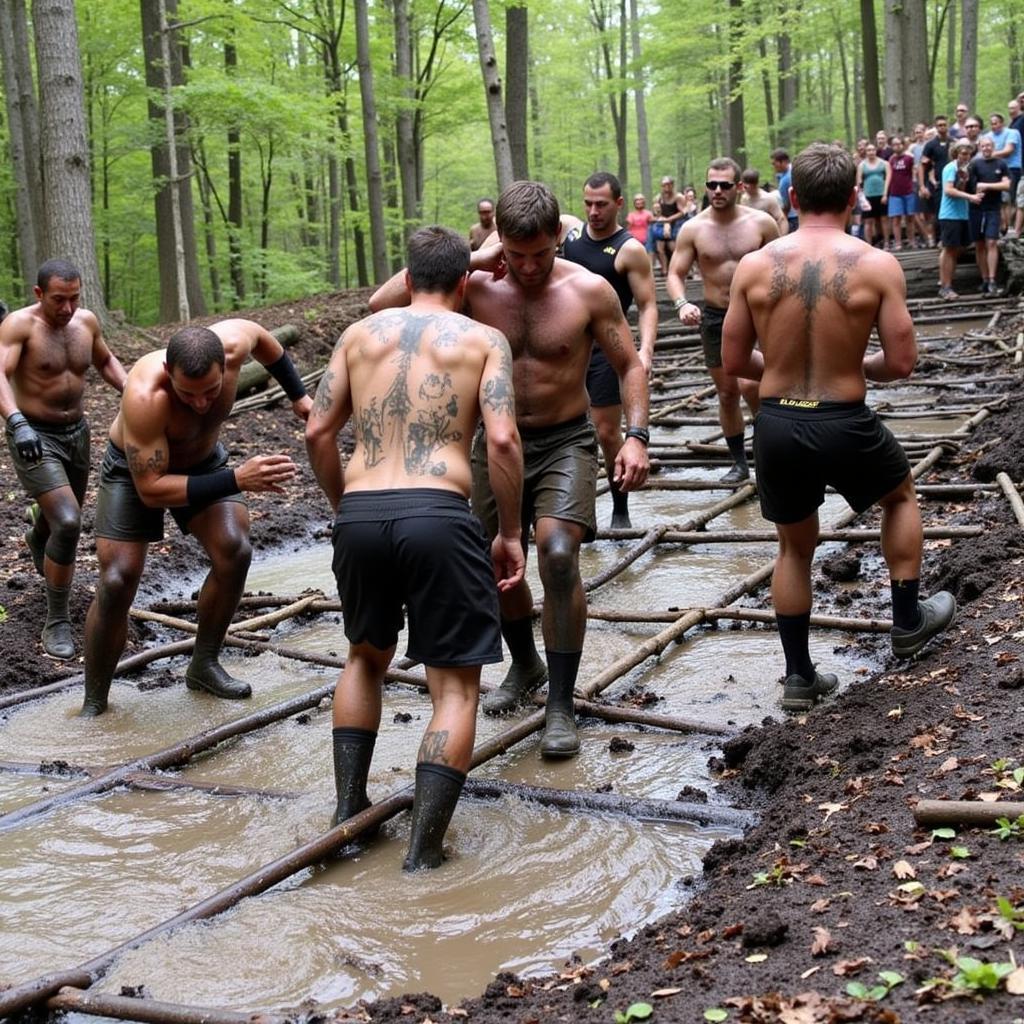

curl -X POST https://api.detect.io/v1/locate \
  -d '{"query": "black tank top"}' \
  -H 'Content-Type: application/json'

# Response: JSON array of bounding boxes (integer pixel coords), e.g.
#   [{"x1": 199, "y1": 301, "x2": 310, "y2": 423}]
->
[{"x1": 562, "y1": 224, "x2": 634, "y2": 314}]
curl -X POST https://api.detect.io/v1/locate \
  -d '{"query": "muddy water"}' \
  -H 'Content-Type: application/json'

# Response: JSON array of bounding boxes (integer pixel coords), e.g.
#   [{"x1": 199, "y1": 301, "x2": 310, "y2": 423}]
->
[{"x1": 0, "y1": 418, "x2": 948, "y2": 1010}]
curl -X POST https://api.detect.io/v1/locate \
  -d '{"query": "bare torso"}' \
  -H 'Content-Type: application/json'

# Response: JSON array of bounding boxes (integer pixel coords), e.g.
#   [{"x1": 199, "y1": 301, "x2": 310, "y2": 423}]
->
[
  {"x1": 469, "y1": 223, "x2": 492, "y2": 251},
  {"x1": 742, "y1": 189, "x2": 785, "y2": 222},
  {"x1": 465, "y1": 259, "x2": 601, "y2": 429},
  {"x1": 1, "y1": 306, "x2": 101, "y2": 423},
  {"x1": 687, "y1": 206, "x2": 776, "y2": 307},
  {"x1": 739, "y1": 229, "x2": 898, "y2": 401}
]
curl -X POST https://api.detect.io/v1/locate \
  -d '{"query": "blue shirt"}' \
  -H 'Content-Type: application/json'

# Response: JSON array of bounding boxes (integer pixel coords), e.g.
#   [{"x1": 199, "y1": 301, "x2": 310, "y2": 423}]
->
[
  {"x1": 990, "y1": 127, "x2": 1022, "y2": 170},
  {"x1": 778, "y1": 169, "x2": 792, "y2": 214},
  {"x1": 939, "y1": 160, "x2": 969, "y2": 221}
]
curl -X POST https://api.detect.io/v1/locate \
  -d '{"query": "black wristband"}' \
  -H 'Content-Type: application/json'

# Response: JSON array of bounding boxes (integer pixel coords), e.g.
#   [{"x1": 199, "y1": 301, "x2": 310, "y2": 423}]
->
[
  {"x1": 186, "y1": 468, "x2": 238, "y2": 507},
  {"x1": 625, "y1": 427, "x2": 650, "y2": 446},
  {"x1": 6, "y1": 410, "x2": 27, "y2": 429},
  {"x1": 266, "y1": 352, "x2": 307, "y2": 401}
]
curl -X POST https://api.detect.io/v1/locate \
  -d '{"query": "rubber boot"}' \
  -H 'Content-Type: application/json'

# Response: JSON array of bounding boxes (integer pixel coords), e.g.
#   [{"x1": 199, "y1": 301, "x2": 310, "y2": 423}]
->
[
  {"x1": 609, "y1": 480, "x2": 631, "y2": 530},
  {"x1": 81, "y1": 674, "x2": 111, "y2": 717},
  {"x1": 24, "y1": 523, "x2": 45, "y2": 576},
  {"x1": 331, "y1": 727, "x2": 377, "y2": 831},
  {"x1": 186, "y1": 627, "x2": 251, "y2": 699},
  {"x1": 540, "y1": 650, "x2": 581, "y2": 758},
  {"x1": 481, "y1": 617, "x2": 547, "y2": 715},
  {"x1": 42, "y1": 583, "x2": 74, "y2": 660},
  {"x1": 402, "y1": 763, "x2": 466, "y2": 871}
]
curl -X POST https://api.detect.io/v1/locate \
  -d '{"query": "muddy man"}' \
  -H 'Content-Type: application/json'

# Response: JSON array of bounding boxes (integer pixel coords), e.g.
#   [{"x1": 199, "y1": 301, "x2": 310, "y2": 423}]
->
[{"x1": 81, "y1": 319, "x2": 310, "y2": 716}]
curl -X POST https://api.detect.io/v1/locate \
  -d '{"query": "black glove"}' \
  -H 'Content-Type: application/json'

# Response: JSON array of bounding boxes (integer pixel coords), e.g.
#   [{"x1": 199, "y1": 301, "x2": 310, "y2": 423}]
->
[{"x1": 7, "y1": 411, "x2": 42, "y2": 462}]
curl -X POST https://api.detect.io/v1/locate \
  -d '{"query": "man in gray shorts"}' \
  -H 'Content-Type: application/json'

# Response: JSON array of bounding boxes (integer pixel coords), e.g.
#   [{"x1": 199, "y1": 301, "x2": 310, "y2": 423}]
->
[
  {"x1": 371, "y1": 182, "x2": 649, "y2": 759},
  {"x1": 307, "y1": 226, "x2": 524, "y2": 869},
  {"x1": 723, "y1": 143, "x2": 955, "y2": 713},
  {"x1": 0, "y1": 259, "x2": 127, "y2": 658},
  {"x1": 81, "y1": 319, "x2": 307, "y2": 716}
]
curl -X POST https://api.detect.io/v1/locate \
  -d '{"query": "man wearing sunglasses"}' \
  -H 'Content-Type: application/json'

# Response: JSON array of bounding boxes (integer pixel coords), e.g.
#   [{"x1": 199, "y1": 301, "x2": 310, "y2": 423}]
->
[{"x1": 666, "y1": 158, "x2": 779, "y2": 483}]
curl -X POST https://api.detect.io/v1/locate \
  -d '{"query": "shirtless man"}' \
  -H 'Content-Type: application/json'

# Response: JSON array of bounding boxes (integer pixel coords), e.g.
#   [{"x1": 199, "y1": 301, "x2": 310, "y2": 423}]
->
[
  {"x1": 722, "y1": 142, "x2": 956, "y2": 712},
  {"x1": 739, "y1": 168, "x2": 789, "y2": 235},
  {"x1": 369, "y1": 181, "x2": 649, "y2": 756},
  {"x1": 469, "y1": 198, "x2": 496, "y2": 251},
  {"x1": 562, "y1": 171, "x2": 658, "y2": 529},
  {"x1": 0, "y1": 259, "x2": 127, "y2": 659},
  {"x1": 666, "y1": 158, "x2": 779, "y2": 483},
  {"x1": 80, "y1": 319, "x2": 309, "y2": 717},
  {"x1": 306, "y1": 226, "x2": 524, "y2": 870}
]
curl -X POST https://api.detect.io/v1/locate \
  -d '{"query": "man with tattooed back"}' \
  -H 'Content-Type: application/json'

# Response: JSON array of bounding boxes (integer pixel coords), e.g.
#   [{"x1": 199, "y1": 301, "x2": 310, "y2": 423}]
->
[
  {"x1": 306, "y1": 226, "x2": 525, "y2": 870},
  {"x1": 723, "y1": 143, "x2": 956, "y2": 713},
  {"x1": 81, "y1": 319, "x2": 309, "y2": 717}
]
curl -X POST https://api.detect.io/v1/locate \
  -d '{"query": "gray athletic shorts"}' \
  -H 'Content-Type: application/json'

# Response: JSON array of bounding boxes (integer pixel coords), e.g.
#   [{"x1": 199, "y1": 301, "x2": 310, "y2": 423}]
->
[{"x1": 5, "y1": 416, "x2": 90, "y2": 498}]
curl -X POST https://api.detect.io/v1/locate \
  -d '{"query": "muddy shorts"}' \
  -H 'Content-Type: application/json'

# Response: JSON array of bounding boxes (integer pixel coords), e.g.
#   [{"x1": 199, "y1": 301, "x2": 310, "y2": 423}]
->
[
  {"x1": 5, "y1": 416, "x2": 90, "y2": 498},
  {"x1": 331, "y1": 488, "x2": 501, "y2": 666},
  {"x1": 93, "y1": 440, "x2": 245, "y2": 541},
  {"x1": 586, "y1": 345, "x2": 621, "y2": 408},
  {"x1": 754, "y1": 399, "x2": 910, "y2": 525},
  {"x1": 700, "y1": 304, "x2": 728, "y2": 369},
  {"x1": 471, "y1": 413, "x2": 598, "y2": 543}
]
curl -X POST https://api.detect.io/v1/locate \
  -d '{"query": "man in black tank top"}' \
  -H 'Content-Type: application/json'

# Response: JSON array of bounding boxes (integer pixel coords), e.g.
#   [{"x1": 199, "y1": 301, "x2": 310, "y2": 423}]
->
[{"x1": 562, "y1": 172, "x2": 658, "y2": 528}]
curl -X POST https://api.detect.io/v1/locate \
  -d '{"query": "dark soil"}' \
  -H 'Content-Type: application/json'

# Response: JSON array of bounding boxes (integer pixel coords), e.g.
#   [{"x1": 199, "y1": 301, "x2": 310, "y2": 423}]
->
[{"x1": 3, "y1": 295, "x2": 1024, "y2": 1023}]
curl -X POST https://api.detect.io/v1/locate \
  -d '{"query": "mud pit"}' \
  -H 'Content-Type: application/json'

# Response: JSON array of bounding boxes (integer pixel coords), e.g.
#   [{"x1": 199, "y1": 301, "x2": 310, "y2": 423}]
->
[{"x1": 2, "y1": 292, "x2": 1024, "y2": 1023}]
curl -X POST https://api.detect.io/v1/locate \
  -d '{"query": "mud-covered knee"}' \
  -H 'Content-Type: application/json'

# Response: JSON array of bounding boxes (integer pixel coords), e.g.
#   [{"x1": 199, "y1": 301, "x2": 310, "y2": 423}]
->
[
  {"x1": 44, "y1": 510, "x2": 82, "y2": 565},
  {"x1": 538, "y1": 534, "x2": 579, "y2": 591}
]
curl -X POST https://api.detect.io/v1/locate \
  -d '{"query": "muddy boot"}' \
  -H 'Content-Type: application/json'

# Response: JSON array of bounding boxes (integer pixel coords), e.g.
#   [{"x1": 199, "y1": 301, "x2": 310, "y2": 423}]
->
[
  {"x1": 540, "y1": 650, "x2": 581, "y2": 759},
  {"x1": 402, "y1": 763, "x2": 466, "y2": 871},
  {"x1": 481, "y1": 615, "x2": 547, "y2": 715},
  {"x1": 42, "y1": 583, "x2": 74, "y2": 660},
  {"x1": 80, "y1": 674, "x2": 110, "y2": 718},
  {"x1": 609, "y1": 480, "x2": 631, "y2": 530},
  {"x1": 890, "y1": 592, "x2": 956, "y2": 658},
  {"x1": 331, "y1": 726, "x2": 377, "y2": 831},
  {"x1": 185, "y1": 661, "x2": 252, "y2": 699}
]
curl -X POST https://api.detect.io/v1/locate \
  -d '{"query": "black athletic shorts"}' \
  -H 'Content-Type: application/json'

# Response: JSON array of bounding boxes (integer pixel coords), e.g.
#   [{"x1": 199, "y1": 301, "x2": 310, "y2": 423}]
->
[
  {"x1": 938, "y1": 219, "x2": 971, "y2": 248},
  {"x1": 5, "y1": 416, "x2": 90, "y2": 498},
  {"x1": 93, "y1": 440, "x2": 245, "y2": 541},
  {"x1": 586, "y1": 345, "x2": 621, "y2": 408},
  {"x1": 471, "y1": 413, "x2": 599, "y2": 543},
  {"x1": 754, "y1": 399, "x2": 911, "y2": 524},
  {"x1": 700, "y1": 304, "x2": 728, "y2": 369},
  {"x1": 331, "y1": 488, "x2": 501, "y2": 667}
]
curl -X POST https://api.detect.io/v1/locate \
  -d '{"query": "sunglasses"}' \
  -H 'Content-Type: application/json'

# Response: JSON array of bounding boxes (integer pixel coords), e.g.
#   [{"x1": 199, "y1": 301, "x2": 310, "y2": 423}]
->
[{"x1": 705, "y1": 180, "x2": 737, "y2": 191}]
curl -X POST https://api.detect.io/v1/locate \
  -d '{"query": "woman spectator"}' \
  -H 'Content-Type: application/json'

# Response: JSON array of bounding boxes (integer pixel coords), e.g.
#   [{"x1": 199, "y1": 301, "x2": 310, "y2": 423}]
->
[
  {"x1": 857, "y1": 142, "x2": 892, "y2": 248},
  {"x1": 887, "y1": 135, "x2": 917, "y2": 249},
  {"x1": 626, "y1": 194, "x2": 656, "y2": 269}
]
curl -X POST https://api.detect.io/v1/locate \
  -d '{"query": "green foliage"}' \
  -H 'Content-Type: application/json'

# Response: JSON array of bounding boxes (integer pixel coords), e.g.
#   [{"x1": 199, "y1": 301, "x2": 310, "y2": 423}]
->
[
  {"x1": 949, "y1": 957, "x2": 1015, "y2": 992},
  {"x1": 0, "y1": 604, "x2": 7, "y2": 625},
  {"x1": 614, "y1": 1002, "x2": 653, "y2": 1023},
  {"x1": 996, "y1": 896, "x2": 1024, "y2": 931},
  {"x1": 990, "y1": 814, "x2": 1024, "y2": 840},
  {"x1": 703, "y1": 1010, "x2": 729, "y2": 1022},
  {"x1": 930, "y1": 827, "x2": 956, "y2": 840},
  {"x1": 845, "y1": 971, "x2": 904, "y2": 1002}
]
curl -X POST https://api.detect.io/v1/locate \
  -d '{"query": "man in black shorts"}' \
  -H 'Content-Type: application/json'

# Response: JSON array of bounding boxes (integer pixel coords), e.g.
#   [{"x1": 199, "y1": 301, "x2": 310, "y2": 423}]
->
[
  {"x1": 562, "y1": 171, "x2": 658, "y2": 528},
  {"x1": 81, "y1": 319, "x2": 307, "y2": 716},
  {"x1": 307, "y1": 226, "x2": 524, "y2": 869},
  {"x1": 723, "y1": 142, "x2": 955, "y2": 712},
  {"x1": 0, "y1": 259, "x2": 127, "y2": 658}
]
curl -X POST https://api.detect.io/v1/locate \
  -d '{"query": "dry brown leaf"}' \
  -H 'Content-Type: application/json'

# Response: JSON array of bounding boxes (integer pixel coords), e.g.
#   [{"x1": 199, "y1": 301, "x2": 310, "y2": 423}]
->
[
  {"x1": 810, "y1": 926, "x2": 835, "y2": 956},
  {"x1": 722, "y1": 923, "x2": 744, "y2": 939},
  {"x1": 938, "y1": 756, "x2": 960, "y2": 774},
  {"x1": 818, "y1": 802, "x2": 847, "y2": 822},
  {"x1": 892, "y1": 859, "x2": 916, "y2": 879},
  {"x1": 978, "y1": 791, "x2": 1003, "y2": 802},
  {"x1": 809, "y1": 898, "x2": 831, "y2": 913},
  {"x1": 697, "y1": 928, "x2": 716, "y2": 943},
  {"x1": 853, "y1": 855, "x2": 879, "y2": 871},
  {"x1": 799, "y1": 965, "x2": 821, "y2": 980},
  {"x1": 904, "y1": 840, "x2": 933, "y2": 855},
  {"x1": 929, "y1": 888, "x2": 961, "y2": 903},
  {"x1": 662, "y1": 949, "x2": 711, "y2": 969},
  {"x1": 949, "y1": 907, "x2": 980, "y2": 935},
  {"x1": 609, "y1": 960, "x2": 633, "y2": 976},
  {"x1": 805, "y1": 873, "x2": 827, "y2": 886},
  {"x1": 650, "y1": 988, "x2": 683, "y2": 998},
  {"x1": 833, "y1": 956, "x2": 873, "y2": 976},
  {"x1": 864, "y1": 821, "x2": 889, "y2": 834},
  {"x1": 1006, "y1": 967, "x2": 1024, "y2": 995}
]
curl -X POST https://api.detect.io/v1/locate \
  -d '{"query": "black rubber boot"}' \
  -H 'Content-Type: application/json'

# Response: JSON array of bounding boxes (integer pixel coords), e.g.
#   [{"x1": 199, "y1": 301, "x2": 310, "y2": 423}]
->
[
  {"x1": 185, "y1": 662, "x2": 252, "y2": 699},
  {"x1": 80, "y1": 675, "x2": 110, "y2": 718},
  {"x1": 481, "y1": 616, "x2": 547, "y2": 715},
  {"x1": 331, "y1": 727, "x2": 377, "y2": 829},
  {"x1": 609, "y1": 480, "x2": 631, "y2": 530},
  {"x1": 42, "y1": 583, "x2": 74, "y2": 659},
  {"x1": 540, "y1": 650, "x2": 581, "y2": 758},
  {"x1": 402, "y1": 763, "x2": 466, "y2": 871},
  {"x1": 24, "y1": 527, "x2": 45, "y2": 576}
]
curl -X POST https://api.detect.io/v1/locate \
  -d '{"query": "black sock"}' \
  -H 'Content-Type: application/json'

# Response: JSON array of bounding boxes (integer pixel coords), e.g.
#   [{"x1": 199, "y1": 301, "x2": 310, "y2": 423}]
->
[
  {"x1": 890, "y1": 579, "x2": 921, "y2": 630},
  {"x1": 545, "y1": 649, "x2": 583, "y2": 711},
  {"x1": 776, "y1": 612, "x2": 814, "y2": 680},
  {"x1": 501, "y1": 615, "x2": 541, "y2": 665},
  {"x1": 725, "y1": 432, "x2": 747, "y2": 468},
  {"x1": 610, "y1": 478, "x2": 629, "y2": 514}
]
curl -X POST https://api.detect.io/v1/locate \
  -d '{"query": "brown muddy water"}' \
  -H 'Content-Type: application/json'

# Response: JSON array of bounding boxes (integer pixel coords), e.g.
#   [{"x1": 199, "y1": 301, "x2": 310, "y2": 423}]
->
[{"x1": 0, "y1": 408, "x2": 963, "y2": 1012}]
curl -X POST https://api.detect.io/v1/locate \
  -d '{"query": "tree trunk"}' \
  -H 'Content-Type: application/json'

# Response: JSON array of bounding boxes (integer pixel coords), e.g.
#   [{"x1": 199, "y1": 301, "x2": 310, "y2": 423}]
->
[
  {"x1": 776, "y1": 10, "x2": 796, "y2": 148},
  {"x1": 529, "y1": 58, "x2": 542, "y2": 178},
  {"x1": 628, "y1": 0, "x2": 651, "y2": 200},
  {"x1": 835, "y1": 19, "x2": 852, "y2": 145},
  {"x1": 139, "y1": 0, "x2": 206, "y2": 321},
  {"x1": 901, "y1": 0, "x2": 929, "y2": 130},
  {"x1": 757, "y1": 28, "x2": 777, "y2": 151},
  {"x1": 354, "y1": 0, "x2": 389, "y2": 284},
  {"x1": 392, "y1": 0, "x2": 418, "y2": 238},
  {"x1": 224, "y1": 35, "x2": 245, "y2": 305},
  {"x1": 945, "y1": 0, "x2": 956, "y2": 98},
  {"x1": 472, "y1": 0, "x2": 514, "y2": 191},
  {"x1": 883, "y1": 0, "x2": 902, "y2": 133},
  {"x1": 727, "y1": 0, "x2": 746, "y2": 165},
  {"x1": 860, "y1": 0, "x2": 883, "y2": 135},
  {"x1": 0, "y1": 0, "x2": 41, "y2": 291},
  {"x1": 193, "y1": 139, "x2": 222, "y2": 308},
  {"x1": 1010, "y1": 22, "x2": 1022, "y2": 96},
  {"x1": 958, "y1": 0, "x2": 977, "y2": 113},
  {"x1": 505, "y1": 2, "x2": 529, "y2": 179},
  {"x1": 31, "y1": 0, "x2": 106, "y2": 317}
]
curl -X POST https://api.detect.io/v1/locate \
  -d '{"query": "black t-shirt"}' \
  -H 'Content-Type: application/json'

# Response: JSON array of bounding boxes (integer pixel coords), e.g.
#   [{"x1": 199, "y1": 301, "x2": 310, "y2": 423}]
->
[
  {"x1": 921, "y1": 137, "x2": 952, "y2": 187},
  {"x1": 969, "y1": 156, "x2": 1009, "y2": 210},
  {"x1": 562, "y1": 225, "x2": 635, "y2": 314},
  {"x1": 1012, "y1": 114, "x2": 1024, "y2": 139}
]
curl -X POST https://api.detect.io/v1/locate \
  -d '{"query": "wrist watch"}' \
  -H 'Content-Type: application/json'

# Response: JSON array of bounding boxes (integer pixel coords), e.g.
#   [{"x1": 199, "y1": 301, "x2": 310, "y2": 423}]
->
[
  {"x1": 673, "y1": 297, "x2": 687, "y2": 310},
  {"x1": 625, "y1": 427, "x2": 650, "y2": 446}
]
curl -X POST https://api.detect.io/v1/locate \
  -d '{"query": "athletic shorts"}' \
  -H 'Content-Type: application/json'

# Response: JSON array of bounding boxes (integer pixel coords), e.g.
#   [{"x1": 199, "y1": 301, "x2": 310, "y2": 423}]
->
[
  {"x1": 1016, "y1": 176, "x2": 1024, "y2": 209},
  {"x1": 471, "y1": 413, "x2": 598, "y2": 543},
  {"x1": 587, "y1": 345, "x2": 621, "y2": 408},
  {"x1": 938, "y1": 219, "x2": 971, "y2": 248},
  {"x1": 700, "y1": 304, "x2": 728, "y2": 370},
  {"x1": 5, "y1": 416, "x2": 90, "y2": 498},
  {"x1": 863, "y1": 195, "x2": 887, "y2": 220},
  {"x1": 887, "y1": 193, "x2": 916, "y2": 217},
  {"x1": 331, "y1": 488, "x2": 501, "y2": 666},
  {"x1": 93, "y1": 440, "x2": 245, "y2": 541},
  {"x1": 969, "y1": 207, "x2": 1001, "y2": 242},
  {"x1": 754, "y1": 399, "x2": 911, "y2": 525},
  {"x1": 1005, "y1": 168, "x2": 1021, "y2": 204}
]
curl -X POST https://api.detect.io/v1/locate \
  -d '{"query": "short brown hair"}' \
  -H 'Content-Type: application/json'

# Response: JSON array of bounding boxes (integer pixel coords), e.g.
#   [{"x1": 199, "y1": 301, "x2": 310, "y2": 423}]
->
[
  {"x1": 741, "y1": 168, "x2": 760, "y2": 185},
  {"x1": 407, "y1": 225, "x2": 470, "y2": 293},
  {"x1": 166, "y1": 326, "x2": 225, "y2": 378},
  {"x1": 707, "y1": 157, "x2": 741, "y2": 182},
  {"x1": 790, "y1": 142, "x2": 856, "y2": 215},
  {"x1": 496, "y1": 180, "x2": 560, "y2": 240}
]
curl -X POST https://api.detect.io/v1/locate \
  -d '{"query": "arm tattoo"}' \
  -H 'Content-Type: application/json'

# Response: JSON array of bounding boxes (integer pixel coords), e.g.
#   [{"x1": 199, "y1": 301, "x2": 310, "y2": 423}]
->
[
  {"x1": 126, "y1": 444, "x2": 166, "y2": 476},
  {"x1": 418, "y1": 729, "x2": 451, "y2": 765},
  {"x1": 313, "y1": 369, "x2": 335, "y2": 415},
  {"x1": 482, "y1": 345, "x2": 514, "y2": 415}
]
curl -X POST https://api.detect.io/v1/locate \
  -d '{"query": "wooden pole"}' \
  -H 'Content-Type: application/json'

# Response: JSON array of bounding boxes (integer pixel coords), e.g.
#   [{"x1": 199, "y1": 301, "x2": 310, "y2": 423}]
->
[{"x1": 914, "y1": 799, "x2": 1024, "y2": 828}]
